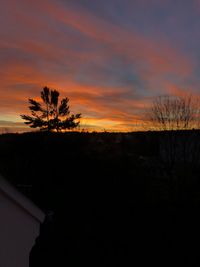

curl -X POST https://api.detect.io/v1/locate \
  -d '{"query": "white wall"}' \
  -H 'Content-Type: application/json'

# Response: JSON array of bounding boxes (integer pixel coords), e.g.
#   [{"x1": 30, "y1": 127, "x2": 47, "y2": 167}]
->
[{"x1": 0, "y1": 190, "x2": 41, "y2": 267}]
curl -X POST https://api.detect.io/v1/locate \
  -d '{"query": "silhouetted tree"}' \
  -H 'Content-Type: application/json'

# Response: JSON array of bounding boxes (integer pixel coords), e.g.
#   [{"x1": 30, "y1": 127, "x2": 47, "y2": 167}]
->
[
  {"x1": 149, "y1": 94, "x2": 200, "y2": 167},
  {"x1": 149, "y1": 94, "x2": 199, "y2": 130},
  {"x1": 21, "y1": 87, "x2": 81, "y2": 132}
]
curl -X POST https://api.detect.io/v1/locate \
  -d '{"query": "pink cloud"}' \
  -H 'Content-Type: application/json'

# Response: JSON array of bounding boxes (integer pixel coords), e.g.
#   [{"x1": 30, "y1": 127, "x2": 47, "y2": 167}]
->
[{"x1": 0, "y1": 0, "x2": 197, "y2": 131}]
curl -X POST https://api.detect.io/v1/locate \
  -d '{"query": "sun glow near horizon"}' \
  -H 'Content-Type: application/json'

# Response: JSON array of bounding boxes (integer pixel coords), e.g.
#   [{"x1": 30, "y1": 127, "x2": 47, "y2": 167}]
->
[{"x1": 1, "y1": 0, "x2": 200, "y2": 132}]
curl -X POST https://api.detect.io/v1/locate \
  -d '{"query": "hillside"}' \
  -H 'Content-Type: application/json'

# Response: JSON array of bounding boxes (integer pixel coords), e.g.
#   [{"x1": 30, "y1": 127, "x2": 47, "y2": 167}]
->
[{"x1": 0, "y1": 131, "x2": 161, "y2": 208}]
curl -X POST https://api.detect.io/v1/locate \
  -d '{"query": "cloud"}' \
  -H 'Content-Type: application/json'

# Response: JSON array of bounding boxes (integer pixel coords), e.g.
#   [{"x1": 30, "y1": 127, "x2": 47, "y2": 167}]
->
[{"x1": 0, "y1": 0, "x2": 199, "y2": 131}]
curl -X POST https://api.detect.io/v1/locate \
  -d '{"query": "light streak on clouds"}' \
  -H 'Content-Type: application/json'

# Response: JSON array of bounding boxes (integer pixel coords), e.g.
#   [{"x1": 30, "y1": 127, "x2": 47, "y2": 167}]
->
[{"x1": 0, "y1": 0, "x2": 200, "y2": 131}]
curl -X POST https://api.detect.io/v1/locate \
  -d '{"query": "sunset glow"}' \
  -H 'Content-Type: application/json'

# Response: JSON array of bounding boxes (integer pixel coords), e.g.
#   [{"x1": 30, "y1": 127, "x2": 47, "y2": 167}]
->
[{"x1": 1, "y1": 0, "x2": 200, "y2": 132}]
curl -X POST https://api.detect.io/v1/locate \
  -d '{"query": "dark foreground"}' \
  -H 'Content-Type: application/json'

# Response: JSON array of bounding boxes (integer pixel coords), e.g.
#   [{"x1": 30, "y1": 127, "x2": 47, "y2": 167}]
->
[{"x1": 1, "y1": 131, "x2": 200, "y2": 266}]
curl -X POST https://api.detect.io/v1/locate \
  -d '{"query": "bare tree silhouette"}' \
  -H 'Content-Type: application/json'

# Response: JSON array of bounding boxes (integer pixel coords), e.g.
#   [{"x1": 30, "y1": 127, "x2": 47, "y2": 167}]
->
[
  {"x1": 148, "y1": 94, "x2": 200, "y2": 167},
  {"x1": 150, "y1": 94, "x2": 199, "y2": 130}
]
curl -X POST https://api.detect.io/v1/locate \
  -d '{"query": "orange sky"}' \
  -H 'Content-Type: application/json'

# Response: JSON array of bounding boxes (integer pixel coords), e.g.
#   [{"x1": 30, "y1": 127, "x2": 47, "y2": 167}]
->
[{"x1": 1, "y1": 0, "x2": 200, "y2": 132}]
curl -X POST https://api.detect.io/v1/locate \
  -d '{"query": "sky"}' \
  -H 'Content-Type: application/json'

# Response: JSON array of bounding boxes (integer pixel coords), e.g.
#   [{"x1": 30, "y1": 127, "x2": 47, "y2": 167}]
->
[{"x1": 1, "y1": 0, "x2": 200, "y2": 132}]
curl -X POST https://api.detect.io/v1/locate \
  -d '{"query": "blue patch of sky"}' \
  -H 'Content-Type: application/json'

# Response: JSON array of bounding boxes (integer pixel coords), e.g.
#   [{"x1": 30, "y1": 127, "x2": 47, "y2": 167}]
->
[
  {"x1": 65, "y1": 0, "x2": 200, "y2": 57},
  {"x1": 73, "y1": 55, "x2": 145, "y2": 90}
]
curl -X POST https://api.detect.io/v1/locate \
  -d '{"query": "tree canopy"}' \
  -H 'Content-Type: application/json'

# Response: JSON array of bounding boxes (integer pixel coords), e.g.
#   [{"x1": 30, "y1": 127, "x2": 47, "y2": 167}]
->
[{"x1": 21, "y1": 87, "x2": 81, "y2": 132}]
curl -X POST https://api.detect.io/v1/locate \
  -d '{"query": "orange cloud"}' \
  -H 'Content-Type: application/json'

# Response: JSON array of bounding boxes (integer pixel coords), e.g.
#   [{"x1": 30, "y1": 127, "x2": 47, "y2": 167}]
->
[{"x1": 0, "y1": 0, "x2": 197, "y2": 132}]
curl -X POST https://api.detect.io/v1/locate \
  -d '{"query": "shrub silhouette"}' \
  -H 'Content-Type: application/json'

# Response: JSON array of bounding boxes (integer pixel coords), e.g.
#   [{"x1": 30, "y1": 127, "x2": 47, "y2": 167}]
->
[{"x1": 21, "y1": 87, "x2": 81, "y2": 132}]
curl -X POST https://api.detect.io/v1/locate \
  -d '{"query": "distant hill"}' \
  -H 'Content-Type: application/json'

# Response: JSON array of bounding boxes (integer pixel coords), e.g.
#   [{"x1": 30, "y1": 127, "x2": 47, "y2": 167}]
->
[
  {"x1": 0, "y1": 130, "x2": 200, "y2": 210},
  {"x1": 0, "y1": 131, "x2": 159, "y2": 209}
]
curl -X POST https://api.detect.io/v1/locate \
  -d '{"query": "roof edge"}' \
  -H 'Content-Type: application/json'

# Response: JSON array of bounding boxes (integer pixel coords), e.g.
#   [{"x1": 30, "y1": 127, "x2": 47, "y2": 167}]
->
[{"x1": 0, "y1": 175, "x2": 45, "y2": 223}]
